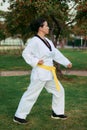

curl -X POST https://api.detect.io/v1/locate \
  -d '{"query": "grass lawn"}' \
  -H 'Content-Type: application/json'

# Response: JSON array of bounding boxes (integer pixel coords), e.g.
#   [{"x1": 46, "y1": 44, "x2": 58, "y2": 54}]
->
[
  {"x1": 0, "y1": 75, "x2": 87, "y2": 130},
  {"x1": 0, "y1": 48, "x2": 87, "y2": 71},
  {"x1": 0, "y1": 54, "x2": 31, "y2": 71},
  {"x1": 60, "y1": 49, "x2": 87, "y2": 70}
]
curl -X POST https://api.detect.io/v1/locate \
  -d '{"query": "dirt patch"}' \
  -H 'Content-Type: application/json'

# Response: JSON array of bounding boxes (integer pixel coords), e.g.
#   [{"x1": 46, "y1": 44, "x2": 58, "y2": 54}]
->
[
  {"x1": 0, "y1": 70, "x2": 87, "y2": 77},
  {"x1": 62, "y1": 70, "x2": 87, "y2": 76},
  {"x1": 0, "y1": 71, "x2": 31, "y2": 77}
]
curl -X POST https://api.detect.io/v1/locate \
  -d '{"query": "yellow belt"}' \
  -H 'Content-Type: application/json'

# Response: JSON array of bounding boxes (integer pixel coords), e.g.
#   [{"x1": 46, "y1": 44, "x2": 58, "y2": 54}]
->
[{"x1": 37, "y1": 64, "x2": 60, "y2": 91}]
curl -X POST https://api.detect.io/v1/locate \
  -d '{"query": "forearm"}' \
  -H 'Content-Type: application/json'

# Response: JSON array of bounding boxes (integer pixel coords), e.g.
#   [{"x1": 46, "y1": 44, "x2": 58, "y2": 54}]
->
[{"x1": 53, "y1": 48, "x2": 72, "y2": 68}]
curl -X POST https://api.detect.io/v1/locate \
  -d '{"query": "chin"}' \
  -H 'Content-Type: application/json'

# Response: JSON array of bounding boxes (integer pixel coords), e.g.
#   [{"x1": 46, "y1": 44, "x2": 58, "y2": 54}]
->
[{"x1": 46, "y1": 31, "x2": 49, "y2": 34}]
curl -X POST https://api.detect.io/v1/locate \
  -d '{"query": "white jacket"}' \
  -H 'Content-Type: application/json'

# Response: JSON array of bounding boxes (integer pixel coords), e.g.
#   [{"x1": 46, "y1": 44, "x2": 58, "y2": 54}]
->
[{"x1": 22, "y1": 36, "x2": 71, "y2": 81}]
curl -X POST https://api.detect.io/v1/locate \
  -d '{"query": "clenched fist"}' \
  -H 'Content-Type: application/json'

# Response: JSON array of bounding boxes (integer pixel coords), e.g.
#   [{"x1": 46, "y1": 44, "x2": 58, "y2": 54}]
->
[
  {"x1": 38, "y1": 60, "x2": 44, "y2": 65},
  {"x1": 67, "y1": 63, "x2": 72, "y2": 68}
]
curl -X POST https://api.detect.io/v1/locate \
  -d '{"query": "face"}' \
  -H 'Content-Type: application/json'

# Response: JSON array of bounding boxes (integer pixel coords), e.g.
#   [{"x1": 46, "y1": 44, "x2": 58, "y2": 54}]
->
[{"x1": 39, "y1": 21, "x2": 49, "y2": 35}]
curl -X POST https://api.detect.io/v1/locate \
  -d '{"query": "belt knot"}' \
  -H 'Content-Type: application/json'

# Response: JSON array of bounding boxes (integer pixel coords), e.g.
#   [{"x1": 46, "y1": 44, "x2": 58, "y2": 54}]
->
[{"x1": 37, "y1": 64, "x2": 60, "y2": 91}]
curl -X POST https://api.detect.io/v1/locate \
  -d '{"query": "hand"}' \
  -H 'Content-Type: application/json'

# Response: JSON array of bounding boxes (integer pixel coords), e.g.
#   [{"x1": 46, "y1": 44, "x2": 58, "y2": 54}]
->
[
  {"x1": 38, "y1": 60, "x2": 44, "y2": 65},
  {"x1": 67, "y1": 63, "x2": 72, "y2": 68}
]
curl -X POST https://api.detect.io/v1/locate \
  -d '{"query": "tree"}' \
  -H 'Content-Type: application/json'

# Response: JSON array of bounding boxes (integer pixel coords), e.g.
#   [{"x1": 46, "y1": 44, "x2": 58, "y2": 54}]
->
[
  {"x1": 0, "y1": 23, "x2": 6, "y2": 44},
  {"x1": 72, "y1": 0, "x2": 87, "y2": 47},
  {"x1": 4, "y1": 0, "x2": 77, "y2": 75},
  {"x1": 75, "y1": 1, "x2": 87, "y2": 35},
  {"x1": 4, "y1": 0, "x2": 75, "y2": 43},
  {"x1": 0, "y1": 11, "x2": 6, "y2": 43}
]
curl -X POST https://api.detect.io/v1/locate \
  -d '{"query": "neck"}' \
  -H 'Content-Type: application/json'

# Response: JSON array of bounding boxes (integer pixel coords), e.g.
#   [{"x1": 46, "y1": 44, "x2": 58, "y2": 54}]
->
[{"x1": 37, "y1": 32, "x2": 45, "y2": 39}]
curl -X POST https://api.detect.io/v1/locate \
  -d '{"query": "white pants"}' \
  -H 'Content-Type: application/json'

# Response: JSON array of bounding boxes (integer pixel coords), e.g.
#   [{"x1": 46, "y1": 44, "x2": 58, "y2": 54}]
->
[{"x1": 15, "y1": 79, "x2": 65, "y2": 119}]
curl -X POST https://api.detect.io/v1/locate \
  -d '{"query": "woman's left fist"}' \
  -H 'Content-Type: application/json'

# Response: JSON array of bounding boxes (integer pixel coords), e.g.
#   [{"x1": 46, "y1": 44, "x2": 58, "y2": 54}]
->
[{"x1": 67, "y1": 63, "x2": 72, "y2": 68}]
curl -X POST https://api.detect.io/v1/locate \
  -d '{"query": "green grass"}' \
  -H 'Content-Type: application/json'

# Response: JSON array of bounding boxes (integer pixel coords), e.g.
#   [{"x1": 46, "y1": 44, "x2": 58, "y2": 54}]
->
[
  {"x1": 0, "y1": 75, "x2": 87, "y2": 130},
  {"x1": 0, "y1": 48, "x2": 87, "y2": 71},
  {"x1": 60, "y1": 49, "x2": 87, "y2": 70},
  {"x1": 0, "y1": 54, "x2": 31, "y2": 70}
]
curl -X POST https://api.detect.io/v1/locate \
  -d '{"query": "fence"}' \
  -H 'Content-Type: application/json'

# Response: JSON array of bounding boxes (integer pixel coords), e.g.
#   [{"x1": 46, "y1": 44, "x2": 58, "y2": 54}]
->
[{"x1": 0, "y1": 37, "x2": 25, "y2": 54}]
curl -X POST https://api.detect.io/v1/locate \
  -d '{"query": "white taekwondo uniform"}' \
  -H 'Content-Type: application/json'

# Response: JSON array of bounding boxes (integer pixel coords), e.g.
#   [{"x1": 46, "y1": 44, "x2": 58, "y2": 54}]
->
[{"x1": 15, "y1": 36, "x2": 71, "y2": 119}]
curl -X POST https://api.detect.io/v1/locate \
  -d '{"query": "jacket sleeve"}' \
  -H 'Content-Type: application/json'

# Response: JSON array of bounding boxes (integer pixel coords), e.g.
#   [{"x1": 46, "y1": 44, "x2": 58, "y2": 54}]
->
[
  {"x1": 22, "y1": 40, "x2": 39, "y2": 68},
  {"x1": 46, "y1": 38, "x2": 72, "y2": 68},
  {"x1": 53, "y1": 48, "x2": 72, "y2": 68}
]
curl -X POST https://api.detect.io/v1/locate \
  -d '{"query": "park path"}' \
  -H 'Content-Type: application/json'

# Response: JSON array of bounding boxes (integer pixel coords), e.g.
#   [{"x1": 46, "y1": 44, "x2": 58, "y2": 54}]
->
[{"x1": 0, "y1": 70, "x2": 87, "y2": 77}]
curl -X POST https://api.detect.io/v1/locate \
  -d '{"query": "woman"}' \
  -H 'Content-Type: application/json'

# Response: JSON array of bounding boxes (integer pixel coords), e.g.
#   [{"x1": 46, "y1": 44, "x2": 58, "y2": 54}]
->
[{"x1": 13, "y1": 17, "x2": 72, "y2": 124}]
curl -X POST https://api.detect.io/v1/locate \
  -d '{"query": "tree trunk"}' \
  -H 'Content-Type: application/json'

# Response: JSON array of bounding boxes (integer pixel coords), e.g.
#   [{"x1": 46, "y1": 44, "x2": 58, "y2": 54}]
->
[{"x1": 49, "y1": 16, "x2": 63, "y2": 77}]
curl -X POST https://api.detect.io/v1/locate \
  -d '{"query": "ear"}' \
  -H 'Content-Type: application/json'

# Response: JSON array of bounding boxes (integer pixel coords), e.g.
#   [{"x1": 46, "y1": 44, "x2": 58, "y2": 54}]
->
[{"x1": 39, "y1": 26, "x2": 43, "y2": 31}]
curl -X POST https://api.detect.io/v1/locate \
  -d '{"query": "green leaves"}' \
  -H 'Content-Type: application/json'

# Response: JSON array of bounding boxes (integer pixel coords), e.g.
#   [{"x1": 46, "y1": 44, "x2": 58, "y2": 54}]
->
[
  {"x1": 4, "y1": 0, "x2": 78, "y2": 43},
  {"x1": 75, "y1": 1, "x2": 87, "y2": 35}
]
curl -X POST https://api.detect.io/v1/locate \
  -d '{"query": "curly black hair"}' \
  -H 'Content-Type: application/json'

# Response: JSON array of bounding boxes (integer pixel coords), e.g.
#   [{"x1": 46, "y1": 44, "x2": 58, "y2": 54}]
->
[{"x1": 30, "y1": 17, "x2": 46, "y2": 32}]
